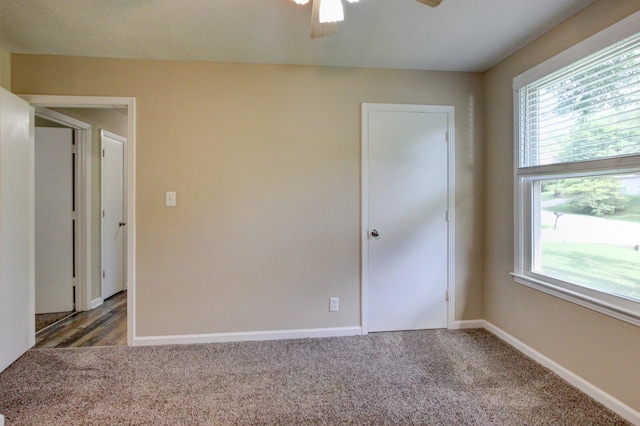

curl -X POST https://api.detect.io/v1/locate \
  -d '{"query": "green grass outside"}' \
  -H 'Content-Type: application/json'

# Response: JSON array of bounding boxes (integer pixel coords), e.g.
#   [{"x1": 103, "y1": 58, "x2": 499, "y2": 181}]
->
[{"x1": 541, "y1": 242, "x2": 640, "y2": 301}]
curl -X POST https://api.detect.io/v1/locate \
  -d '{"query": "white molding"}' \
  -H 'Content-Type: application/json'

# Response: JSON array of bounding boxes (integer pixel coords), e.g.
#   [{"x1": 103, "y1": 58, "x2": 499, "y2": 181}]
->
[
  {"x1": 33, "y1": 107, "x2": 92, "y2": 312},
  {"x1": 20, "y1": 95, "x2": 136, "y2": 347},
  {"x1": 360, "y1": 104, "x2": 370, "y2": 334},
  {"x1": 483, "y1": 321, "x2": 640, "y2": 425},
  {"x1": 133, "y1": 326, "x2": 362, "y2": 347},
  {"x1": 90, "y1": 297, "x2": 103, "y2": 309},
  {"x1": 360, "y1": 103, "x2": 456, "y2": 334},
  {"x1": 446, "y1": 108, "x2": 456, "y2": 328},
  {"x1": 450, "y1": 320, "x2": 484, "y2": 330}
]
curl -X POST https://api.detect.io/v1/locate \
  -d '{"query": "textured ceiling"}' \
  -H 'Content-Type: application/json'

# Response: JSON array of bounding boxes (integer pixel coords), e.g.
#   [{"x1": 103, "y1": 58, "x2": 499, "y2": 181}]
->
[{"x1": 0, "y1": 0, "x2": 597, "y2": 72}]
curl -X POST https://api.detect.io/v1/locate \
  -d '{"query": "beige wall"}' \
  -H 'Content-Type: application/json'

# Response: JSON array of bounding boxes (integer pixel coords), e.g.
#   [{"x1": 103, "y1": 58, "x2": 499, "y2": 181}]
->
[
  {"x1": 0, "y1": 49, "x2": 10, "y2": 91},
  {"x1": 12, "y1": 56, "x2": 484, "y2": 336},
  {"x1": 484, "y1": 0, "x2": 640, "y2": 411}
]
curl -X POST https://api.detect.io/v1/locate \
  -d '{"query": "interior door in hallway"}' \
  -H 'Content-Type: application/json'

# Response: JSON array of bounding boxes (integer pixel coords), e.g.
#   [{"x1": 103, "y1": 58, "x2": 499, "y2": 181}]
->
[
  {"x1": 101, "y1": 130, "x2": 126, "y2": 300},
  {"x1": 35, "y1": 127, "x2": 74, "y2": 314},
  {"x1": 364, "y1": 104, "x2": 450, "y2": 332}
]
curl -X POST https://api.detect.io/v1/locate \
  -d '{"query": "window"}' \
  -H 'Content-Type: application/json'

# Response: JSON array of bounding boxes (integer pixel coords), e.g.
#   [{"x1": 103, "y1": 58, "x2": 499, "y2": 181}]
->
[{"x1": 513, "y1": 12, "x2": 640, "y2": 326}]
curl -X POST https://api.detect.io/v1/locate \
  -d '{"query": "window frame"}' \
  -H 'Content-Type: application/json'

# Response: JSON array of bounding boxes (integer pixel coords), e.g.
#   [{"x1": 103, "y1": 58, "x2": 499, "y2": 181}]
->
[{"x1": 512, "y1": 11, "x2": 640, "y2": 327}]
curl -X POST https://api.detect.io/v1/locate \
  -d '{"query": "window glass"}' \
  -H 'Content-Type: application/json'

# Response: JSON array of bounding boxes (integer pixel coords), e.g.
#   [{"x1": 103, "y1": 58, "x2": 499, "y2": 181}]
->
[{"x1": 534, "y1": 174, "x2": 640, "y2": 301}]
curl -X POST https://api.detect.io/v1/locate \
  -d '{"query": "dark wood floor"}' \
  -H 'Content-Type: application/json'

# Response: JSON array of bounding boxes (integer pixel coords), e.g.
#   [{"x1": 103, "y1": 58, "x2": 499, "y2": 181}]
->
[{"x1": 35, "y1": 291, "x2": 127, "y2": 348}]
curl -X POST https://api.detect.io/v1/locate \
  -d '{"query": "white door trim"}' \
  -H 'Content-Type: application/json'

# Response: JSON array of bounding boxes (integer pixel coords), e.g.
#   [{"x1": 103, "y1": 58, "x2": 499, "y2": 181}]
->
[
  {"x1": 21, "y1": 95, "x2": 136, "y2": 347},
  {"x1": 34, "y1": 107, "x2": 91, "y2": 312},
  {"x1": 361, "y1": 103, "x2": 456, "y2": 334}
]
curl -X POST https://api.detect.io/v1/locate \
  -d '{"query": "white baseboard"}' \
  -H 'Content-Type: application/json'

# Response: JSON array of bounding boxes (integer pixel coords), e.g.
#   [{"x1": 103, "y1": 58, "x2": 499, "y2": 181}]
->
[
  {"x1": 0, "y1": 413, "x2": 4, "y2": 426},
  {"x1": 133, "y1": 326, "x2": 363, "y2": 347},
  {"x1": 483, "y1": 321, "x2": 640, "y2": 425},
  {"x1": 90, "y1": 297, "x2": 103, "y2": 309},
  {"x1": 450, "y1": 319, "x2": 485, "y2": 329}
]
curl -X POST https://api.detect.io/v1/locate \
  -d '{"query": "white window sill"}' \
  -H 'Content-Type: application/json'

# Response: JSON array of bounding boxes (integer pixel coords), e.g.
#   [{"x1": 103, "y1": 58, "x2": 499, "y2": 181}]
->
[{"x1": 511, "y1": 273, "x2": 640, "y2": 327}]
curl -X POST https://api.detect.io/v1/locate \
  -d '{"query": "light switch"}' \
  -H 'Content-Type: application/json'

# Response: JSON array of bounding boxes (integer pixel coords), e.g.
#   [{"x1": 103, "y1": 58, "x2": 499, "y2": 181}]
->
[{"x1": 165, "y1": 191, "x2": 176, "y2": 207}]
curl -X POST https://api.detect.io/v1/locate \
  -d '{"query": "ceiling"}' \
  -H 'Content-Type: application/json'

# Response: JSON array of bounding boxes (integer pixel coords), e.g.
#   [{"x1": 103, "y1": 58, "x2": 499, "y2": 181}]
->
[{"x1": 0, "y1": 0, "x2": 596, "y2": 72}]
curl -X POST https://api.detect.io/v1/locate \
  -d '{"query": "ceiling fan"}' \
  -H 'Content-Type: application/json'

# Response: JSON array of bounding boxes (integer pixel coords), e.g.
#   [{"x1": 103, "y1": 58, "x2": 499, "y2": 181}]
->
[{"x1": 292, "y1": 0, "x2": 443, "y2": 39}]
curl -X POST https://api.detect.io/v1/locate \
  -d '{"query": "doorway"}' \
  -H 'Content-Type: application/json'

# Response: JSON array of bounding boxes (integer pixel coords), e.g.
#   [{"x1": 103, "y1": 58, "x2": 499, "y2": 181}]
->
[
  {"x1": 32, "y1": 107, "x2": 129, "y2": 347},
  {"x1": 23, "y1": 95, "x2": 136, "y2": 348},
  {"x1": 361, "y1": 103, "x2": 455, "y2": 333}
]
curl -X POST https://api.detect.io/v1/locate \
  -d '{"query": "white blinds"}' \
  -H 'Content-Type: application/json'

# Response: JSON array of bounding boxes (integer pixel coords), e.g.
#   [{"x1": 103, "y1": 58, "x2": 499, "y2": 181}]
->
[{"x1": 518, "y1": 31, "x2": 640, "y2": 169}]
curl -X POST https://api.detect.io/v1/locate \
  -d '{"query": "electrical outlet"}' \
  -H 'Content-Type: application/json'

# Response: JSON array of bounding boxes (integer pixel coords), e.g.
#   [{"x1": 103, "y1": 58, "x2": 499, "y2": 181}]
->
[{"x1": 329, "y1": 297, "x2": 339, "y2": 312}]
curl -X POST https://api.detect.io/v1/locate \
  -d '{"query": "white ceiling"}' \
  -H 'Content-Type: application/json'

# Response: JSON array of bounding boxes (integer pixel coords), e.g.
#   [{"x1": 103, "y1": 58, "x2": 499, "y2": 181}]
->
[{"x1": 0, "y1": 0, "x2": 596, "y2": 72}]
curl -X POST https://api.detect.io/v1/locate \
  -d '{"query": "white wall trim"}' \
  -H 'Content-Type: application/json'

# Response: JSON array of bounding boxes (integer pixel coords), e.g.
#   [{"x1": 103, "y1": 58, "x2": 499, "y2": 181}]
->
[
  {"x1": 90, "y1": 297, "x2": 103, "y2": 309},
  {"x1": 360, "y1": 103, "x2": 456, "y2": 334},
  {"x1": 21, "y1": 95, "x2": 136, "y2": 347},
  {"x1": 450, "y1": 320, "x2": 485, "y2": 329},
  {"x1": 483, "y1": 321, "x2": 640, "y2": 425},
  {"x1": 133, "y1": 326, "x2": 362, "y2": 347}
]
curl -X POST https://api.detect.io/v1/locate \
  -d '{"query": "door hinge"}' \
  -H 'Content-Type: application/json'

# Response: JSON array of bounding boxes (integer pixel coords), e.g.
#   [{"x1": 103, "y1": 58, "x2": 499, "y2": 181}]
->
[
  {"x1": 102, "y1": 270, "x2": 106, "y2": 279},
  {"x1": 445, "y1": 131, "x2": 449, "y2": 143},
  {"x1": 102, "y1": 149, "x2": 105, "y2": 157},
  {"x1": 446, "y1": 289, "x2": 450, "y2": 302},
  {"x1": 102, "y1": 210, "x2": 105, "y2": 218},
  {"x1": 71, "y1": 144, "x2": 78, "y2": 154},
  {"x1": 445, "y1": 210, "x2": 449, "y2": 222},
  {"x1": 72, "y1": 211, "x2": 78, "y2": 220}
]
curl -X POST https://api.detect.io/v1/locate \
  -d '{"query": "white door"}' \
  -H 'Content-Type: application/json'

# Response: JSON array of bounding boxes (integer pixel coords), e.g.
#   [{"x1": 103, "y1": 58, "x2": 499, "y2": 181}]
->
[
  {"x1": 364, "y1": 104, "x2": 450, "y2": 332},
  {"x1": 35, "y1": 127, "x2": 74, "y2": 314},
  {"x1": 0, "y1": 88, "x2": 35, "y2": 372},
  {"x1": 101, "y1": 131, "x2": 126, "y2": 300}
]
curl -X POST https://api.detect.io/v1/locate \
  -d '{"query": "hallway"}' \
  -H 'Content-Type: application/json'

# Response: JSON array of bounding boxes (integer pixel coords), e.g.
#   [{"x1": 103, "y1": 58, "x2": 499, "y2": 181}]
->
[{"x1": 35, "y1": 291, "x2": 127, "y2": 348}]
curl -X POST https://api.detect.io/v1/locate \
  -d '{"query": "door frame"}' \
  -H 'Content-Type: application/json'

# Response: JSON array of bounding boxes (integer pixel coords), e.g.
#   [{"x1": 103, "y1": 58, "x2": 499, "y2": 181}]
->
[
  {"x1": 21, "y1": 95, "x2": 136, "y2": 346},
  {"x1": 361, "y1": 103, "x2": 455, "y2": 334},
  {"x1": 34, "y1": 108, "x2": 91, "y2": 312}
]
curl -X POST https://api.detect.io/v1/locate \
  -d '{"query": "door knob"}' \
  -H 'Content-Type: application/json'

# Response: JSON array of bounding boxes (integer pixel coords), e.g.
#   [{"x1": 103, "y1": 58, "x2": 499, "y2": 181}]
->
[
  {"x1": 119, "y1": 222, "x2": 126, "y2": 227},
  {"x1": 371, "y1": 229, "x2": 379, "y2": 237}
]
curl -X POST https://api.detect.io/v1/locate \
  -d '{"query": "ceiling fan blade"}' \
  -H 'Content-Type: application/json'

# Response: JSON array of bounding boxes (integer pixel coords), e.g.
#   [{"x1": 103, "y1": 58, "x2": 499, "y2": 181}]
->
[
  {"x1": 310, "y1": 0, "x2": 337, "y2": 39},
  {"x1": 415, "y1": 0, "x2": 443, "y2": 7}
]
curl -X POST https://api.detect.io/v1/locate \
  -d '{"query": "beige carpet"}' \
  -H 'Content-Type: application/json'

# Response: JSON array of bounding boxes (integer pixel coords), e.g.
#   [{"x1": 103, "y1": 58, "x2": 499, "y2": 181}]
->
[{"x1": 0, "y1": 329, "x2": 630, "y2": 425}]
